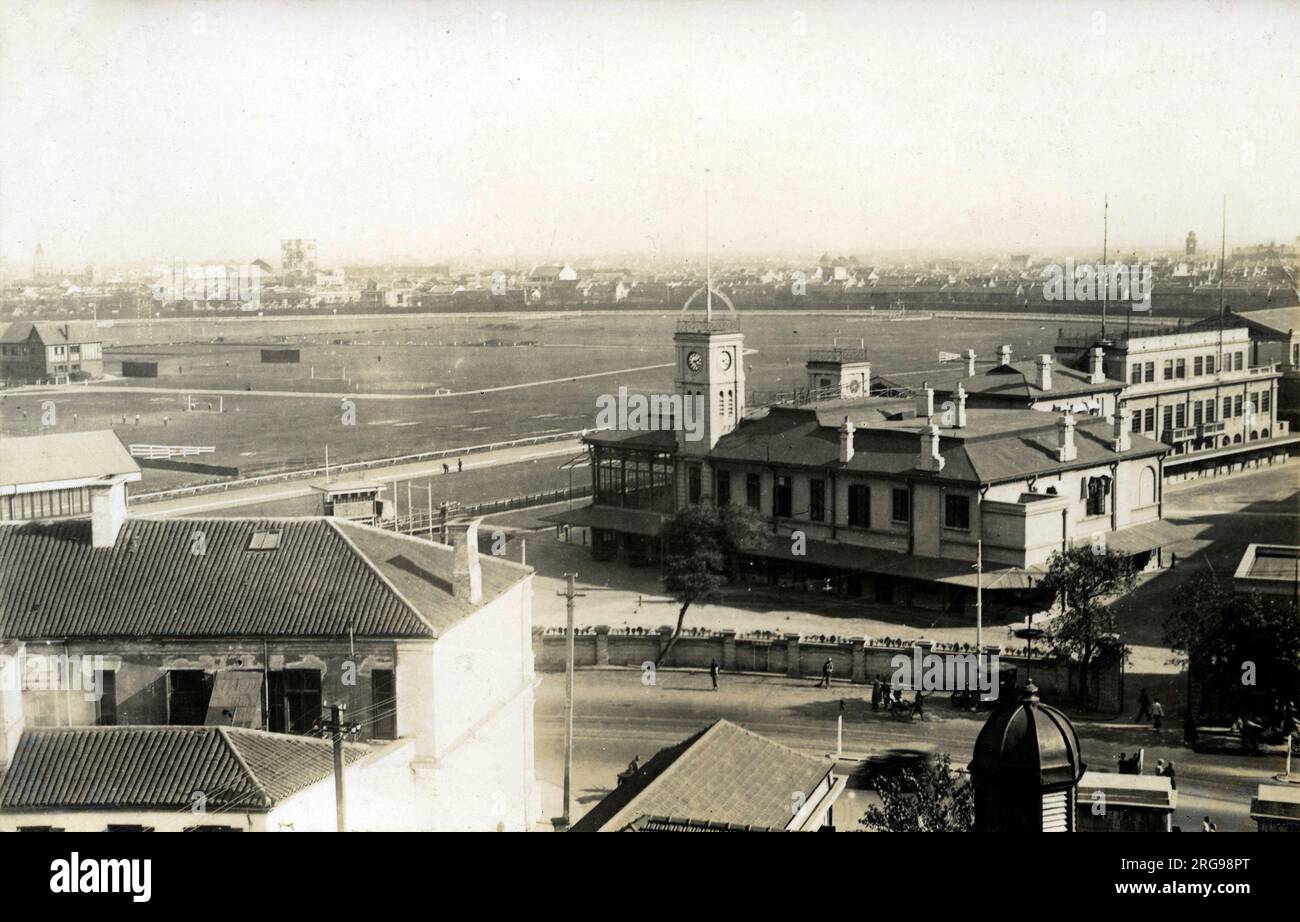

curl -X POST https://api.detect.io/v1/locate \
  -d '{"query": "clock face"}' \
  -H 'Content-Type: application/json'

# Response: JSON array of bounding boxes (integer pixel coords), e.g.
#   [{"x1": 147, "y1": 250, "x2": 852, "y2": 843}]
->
[
  {"x1": 686, "y1": 351, "x2": 703, "y2": 372},
  {"x1": 719, "y1": 350, "x2": 732, "y2": 371}
]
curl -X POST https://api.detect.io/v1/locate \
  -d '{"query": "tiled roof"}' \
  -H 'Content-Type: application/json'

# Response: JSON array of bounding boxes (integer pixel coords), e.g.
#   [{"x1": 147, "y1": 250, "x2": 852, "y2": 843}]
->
[
  {"x1": 927, "y1": 360, "x2": 1122, "y2": 401},
  {"x1": 0, "y1": 726, "x2": 367, "y2": 811},
  {"x1": 709, "y1": 406, "x2": 1165, "y2": 485},
  {"x1": 0, "y1": 430, "x2": 139, "y2": 489},
  {"x1": 0, "y1": 516, "x2": 494, "y2": 640},
  {"x1": 571, "y1": 720, "x2": 834, "y2": 832},
  {"x1": 0, "y1": 321, "x2": 101, "y2": 345}
]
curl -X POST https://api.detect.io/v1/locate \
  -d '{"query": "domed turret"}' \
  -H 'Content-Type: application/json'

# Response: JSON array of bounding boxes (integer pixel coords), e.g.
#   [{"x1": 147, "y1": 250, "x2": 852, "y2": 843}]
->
[{"x1": 969, "y1": 681, "x2": 1086, "y2": 832}]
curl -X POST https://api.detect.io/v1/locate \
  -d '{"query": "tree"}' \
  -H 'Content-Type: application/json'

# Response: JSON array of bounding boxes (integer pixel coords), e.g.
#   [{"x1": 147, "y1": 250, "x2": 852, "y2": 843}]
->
[
  {"x1": 1164, "y1": 573, "x2": 1300, "y2": 719},
  {"x1": 656, "y1": 504, "x2": 767, "y2": 666},
  {"x1": 1038, "y1": 547, "x2": 1136, "y2": 708},
  {"x1": 860, "y1": 754, "x2": 974, "y2": 832}
]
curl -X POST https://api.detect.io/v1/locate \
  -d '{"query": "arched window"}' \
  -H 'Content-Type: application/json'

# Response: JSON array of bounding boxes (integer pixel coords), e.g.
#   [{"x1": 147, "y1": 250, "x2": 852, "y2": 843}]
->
[
  {"x1": 1139, "y1": 467, "x2": 1156, "y2": 506},
  {"x1": 1233, "y1": 434, "x2": 1242, "y2": 444},
  {"x1": 1262, "y1": 427, "x2": 1270, "y2": 438},
  {"x1": 719, "y1": 390, "x2": 725, "y2": 415}
]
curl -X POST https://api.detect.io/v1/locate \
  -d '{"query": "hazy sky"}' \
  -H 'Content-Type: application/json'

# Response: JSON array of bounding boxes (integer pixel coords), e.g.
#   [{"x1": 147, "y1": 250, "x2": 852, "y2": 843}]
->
[{"x1": 2, "y1": 0, "x2": 1297, "y2": 268}]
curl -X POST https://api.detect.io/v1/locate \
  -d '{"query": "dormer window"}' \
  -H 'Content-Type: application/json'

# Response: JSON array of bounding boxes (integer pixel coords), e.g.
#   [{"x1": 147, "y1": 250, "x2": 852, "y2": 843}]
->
[{"x1": 248, "y1": 530, "x2": 281, "y2": 550}]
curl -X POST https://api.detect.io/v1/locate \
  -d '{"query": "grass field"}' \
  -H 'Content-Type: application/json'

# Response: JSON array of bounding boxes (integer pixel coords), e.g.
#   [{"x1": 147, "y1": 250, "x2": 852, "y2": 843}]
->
[{"x1": 0, "y1": 311, "x2": 1071, "y2": 486}]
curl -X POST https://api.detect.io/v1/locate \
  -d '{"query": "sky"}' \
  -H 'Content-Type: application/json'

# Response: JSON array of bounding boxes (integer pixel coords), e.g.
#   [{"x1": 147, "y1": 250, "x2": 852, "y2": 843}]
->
[{"x1": 1, "y1": 0, "x2": 1298, "y2": 269}]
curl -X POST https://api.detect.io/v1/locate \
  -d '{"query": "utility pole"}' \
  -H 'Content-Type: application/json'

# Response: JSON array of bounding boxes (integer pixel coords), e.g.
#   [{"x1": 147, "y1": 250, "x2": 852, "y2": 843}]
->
[
  {"x1": 1100, "y1": 193, "x2": 1109, "y2": 340},
  {"x1": 975, "y1": 539, "x2": 983, "y2": 650},
  {"x1": 322, "y1": 703, "x2": 358, "y2": 832},
  {"x1": 553, "y1": 573, "x2": 585, "y2": 831}
]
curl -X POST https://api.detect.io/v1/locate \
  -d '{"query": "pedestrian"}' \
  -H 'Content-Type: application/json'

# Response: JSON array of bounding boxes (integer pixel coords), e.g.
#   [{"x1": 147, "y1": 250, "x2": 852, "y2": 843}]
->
[
  {"x1": 818, "y1": 658, "x2": 833, "y2": 688},
  {"x1": 709, "y1": 658, "x2": 720, "y2": 691},
  {"x1": 914, "y1": 691, "x2": 925, "y2": 721},
  {"x1": 1117, "y1": 751, "x2": 1128, "y2": 773},
  {"x1": 1155, "y1": 758, "x2": 1165, "y2": 777},
  {"x1": 1151, "y1": 697, "x2": 1164, "y2": 731},
  {"x1": 442, "y1": 463, "x2": 449, "y2": 474},
  {"x1": 1135, "y1": 688, "x2": 1152, "y2": 722},
  {"x1": 1163, "y1": 761, "x2": 1177, "y2": 790},
  {"x1": 871, "y1": 680, "x2": 881, "y2": 711},
  {"x1": 457, "y1": 458, "x2": 463, "y2": 473}
]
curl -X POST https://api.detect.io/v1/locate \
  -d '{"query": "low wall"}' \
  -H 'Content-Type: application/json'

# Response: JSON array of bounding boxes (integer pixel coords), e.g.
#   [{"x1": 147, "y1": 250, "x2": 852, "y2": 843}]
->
[{"x1": 533, "y1": 626, "x2": 1123, "y2": 713}]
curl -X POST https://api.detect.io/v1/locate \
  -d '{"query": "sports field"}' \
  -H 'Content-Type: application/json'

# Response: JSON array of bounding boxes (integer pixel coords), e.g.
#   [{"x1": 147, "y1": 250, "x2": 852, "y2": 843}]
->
[{"x1": 0, "y1": 310, "x2": 1070, "y2": 486}]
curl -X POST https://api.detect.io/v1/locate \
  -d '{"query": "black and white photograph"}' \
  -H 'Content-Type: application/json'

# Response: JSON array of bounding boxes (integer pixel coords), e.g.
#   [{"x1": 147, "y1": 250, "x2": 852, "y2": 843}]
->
[{"x1": 0, "y1": 0, "x2": 1297, "y2": 882}]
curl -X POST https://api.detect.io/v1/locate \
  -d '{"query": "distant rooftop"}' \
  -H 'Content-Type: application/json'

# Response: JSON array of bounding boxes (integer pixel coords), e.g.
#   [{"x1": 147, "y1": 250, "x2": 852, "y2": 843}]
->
[{"x1": 0, "y1": 430, "x2": 140, "y2": 492}]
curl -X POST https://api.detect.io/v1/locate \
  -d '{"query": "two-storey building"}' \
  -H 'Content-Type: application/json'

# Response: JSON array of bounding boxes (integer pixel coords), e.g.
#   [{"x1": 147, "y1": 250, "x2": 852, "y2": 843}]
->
[
  {"x1": 552, "y1": 298, "x2": 1184, "y2": 620},
  {"x1": 0, "y1": 321, "x2": 104, "y2": 383}
]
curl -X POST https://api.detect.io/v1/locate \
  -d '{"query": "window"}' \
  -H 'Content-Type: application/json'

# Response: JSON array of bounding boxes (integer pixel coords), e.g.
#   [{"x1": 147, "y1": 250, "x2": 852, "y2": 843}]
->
[
  {"x1": 1144, "y1": 362, "x2": 1154, "y2": 383},
  {"x1": 1175, "y1": 404, "x2": 1186, "y2": 428},
  {"x1": 808, "y1": 479, "x2": 825, "y2": 522},
  {"x1": 1205, "y1": 355, "x2": 1215, "y2": 375},
  {"x1": 1161, "y1": 360, "x2": 1173, "y2": 380},
  {"x1": 1234, "y1": 352, "x2": 1243, "y2": 371},
  {"x1": 1175, "y1": 358, "x2": 1186, "y2": 379},
  {"x1": 248, "y1": 530, "x2": 281, "y2": 550},
  {"x1": 1130, "y1": 410, "x2": 1140, "y2": 432},
  {"x1": 96, "y1": 670, "x2": 117, "y2": 726},
  {"x1": 1143, "y1": 408, "x2": 1155, "y2": 432},
  {"x1": 1162, "y1": 406, "x2": 1173, "y2": 432},
  {"x1": 1086, "y1": 477, "x2": 1110, "y2": 517},
  {"x1": 168, "y1": 670, "x2": 213, "y2": 726},
  {"x1": 892, "y1": 487, "x2": 910, "y2": 523},
  {"x1": 943, "y1": 494, "x2": 970, "y2": 530},
  {"x1": 716, "y1": 470, "x2": 731, "y2": 506},
  {"x1": 745, "y1": 473, "x2": 761, "y2": 509},
  {"x1": 371, "y1": 669, "x2": 397, "y2": 739},
  {"x1": 17, "y1": 826, "x2": 65, "y2": 832},
  {"x1": 1205, "y1": 400, "x2": 1215, "y2": 422},
  {"x1": 773, "y1": 475, "x2": 792, "y2": 518},
  {"x1": 1193, "y1": 401, "x2": 1203, "y2": 426},
  {"x1": 1234, "y1": 395, "x2": 1243, "y2": 418},
  {"x1": 1193, "y1": 356, "x2": 1203, "y2": 376},
  {"x1": 268, "y1": 669, "x2": 323, "y2": 734},
  {"x1": 688, "y1": 465, "x2": 701, "y2": 505},
  {"x1": 847, "y1": 484, "x2": 870, "y2": 528},
  {"x1": 1130, "y1": 364, "x2": 1141, "y2": 384},
  {"x1": 1262, "y1": 390, "x2": 1271, "y2": 412},
  {"x1": 1223, "y1": 396, "x2": 1232, "y2": 420}
]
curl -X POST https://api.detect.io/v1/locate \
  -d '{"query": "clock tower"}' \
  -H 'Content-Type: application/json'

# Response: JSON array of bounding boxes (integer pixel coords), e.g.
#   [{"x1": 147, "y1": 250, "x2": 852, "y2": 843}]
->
[{"x1": 673, "y1": 286, "x2": 745, "y2": 456}]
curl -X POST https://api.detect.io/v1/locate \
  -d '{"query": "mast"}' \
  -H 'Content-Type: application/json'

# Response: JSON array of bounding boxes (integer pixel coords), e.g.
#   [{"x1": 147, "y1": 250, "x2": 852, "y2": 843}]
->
[
  {"x1": 705, "y1": 167, "x2": 712, "y2": 321},
  {"x1": 1218, "y1": 194, "x2": 1227, "y2": 370},
  {"x1": 1100, "y1": 193, "x2": 1109, "y2": 340}
]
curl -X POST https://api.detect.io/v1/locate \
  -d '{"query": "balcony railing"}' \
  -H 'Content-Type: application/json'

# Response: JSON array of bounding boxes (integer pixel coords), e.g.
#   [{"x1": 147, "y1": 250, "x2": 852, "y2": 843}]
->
[
  {"x1": 808, "y1": 347, "x2": 869, "y2": 364},
  {"x1": 676, "y1": 317, "x2": 740, "y2": 334}
]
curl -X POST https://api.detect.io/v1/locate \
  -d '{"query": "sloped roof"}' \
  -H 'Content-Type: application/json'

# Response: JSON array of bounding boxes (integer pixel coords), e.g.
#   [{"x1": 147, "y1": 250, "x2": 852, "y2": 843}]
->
[
  {"x1": 0, "y1": 516, "x2": 528, "y2": 640},
  {"x1": 0, "y1": 321, "x2": 101, "y2": 345},
  {"x1": 709, "y1": 405, "x2": 1165, "y2": 485},
  {"x1": 0, "y1": 726, "x2": 367, "y2": 812},
  {"x1": 925, "y1": 360, "x2": 1122, "y2": 402},
  {"x1": 571, "y1": 720, "x2": 835, "y2": 832},
  {"x1": 0, "y1": 430, "x2": 139, "y2": 490}
]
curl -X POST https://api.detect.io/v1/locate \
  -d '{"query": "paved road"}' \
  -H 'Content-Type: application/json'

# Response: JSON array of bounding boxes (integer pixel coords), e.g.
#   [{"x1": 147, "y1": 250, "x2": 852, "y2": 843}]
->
[
  {"x1": 134, "y1": 438, "x2": 583, "y2": 516},
  {"x1": 535, "y1": 669, "x2": 1287, "y2": 831}
]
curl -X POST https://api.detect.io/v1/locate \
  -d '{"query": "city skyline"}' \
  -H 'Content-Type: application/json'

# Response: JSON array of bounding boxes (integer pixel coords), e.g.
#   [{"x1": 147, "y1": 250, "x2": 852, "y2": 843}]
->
[{"x1": 2, "y1": 0, "x2": 1298, "y2": 268}]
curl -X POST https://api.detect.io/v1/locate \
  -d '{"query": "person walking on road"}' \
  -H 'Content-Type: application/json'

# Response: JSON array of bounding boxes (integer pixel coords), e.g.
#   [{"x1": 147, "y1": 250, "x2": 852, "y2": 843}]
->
[
  {"x1": 709, "y1": 658, "x2": 720, "y2": 691},
  {"x1": 871, "y1": 680, "x2": 881, "y2": 711},
  {"x1": 1151, "y1": 698, "x2": 1165, "y2": 731},
  {"x1": 818, "y1": 658, "x2": 834, "y2": 688},
  {"x1": 1135, "y1": 688, "x2": 1152, "y2": 723}
]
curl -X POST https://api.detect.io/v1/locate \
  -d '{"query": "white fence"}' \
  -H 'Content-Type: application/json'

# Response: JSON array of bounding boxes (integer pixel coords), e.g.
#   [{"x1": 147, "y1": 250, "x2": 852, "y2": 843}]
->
[{"x1": 129, "y1": 444, "x2": 217, "y2": 460}]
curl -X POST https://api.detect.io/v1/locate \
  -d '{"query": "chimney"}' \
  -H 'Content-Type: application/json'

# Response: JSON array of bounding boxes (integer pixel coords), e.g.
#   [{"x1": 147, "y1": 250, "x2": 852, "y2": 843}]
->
[
  {"x1": 89, "y1": 481, "x2": 127, "y2": 549},
  {"x1": 839, "y1": 416, "x2": 855, "y2": 463},
  {"x1": 1113, "y1": 406, "x2": 1131, "y2": 452},
  {"x1": 965, "y1": 349, "x2": 977, "y2": 377},
  {"x1": 916, "y1": 382, "x2": 934, "y2": 420},
  {"x1": 998, "y1": 344, "x2": 1012, "y2": 367},
  {"x1": 450, "y1": 519, "x2": 484, "y2": 605},
  {"x1": 1037, "y1": 354, "x2": 1053, "y2": 391},
  {"x1": 918, "y1": 424, "x2": 945, "y2": 471},
  {"x1": 1089, "y1": 346, "x2": 1105, "y2": 384},
  {"x1": 954, "y1": 383, "x2": 968, "y2": 428},
  {"x1": 1056, "y1": 413, "x2": 1077, "y2": 463}
]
